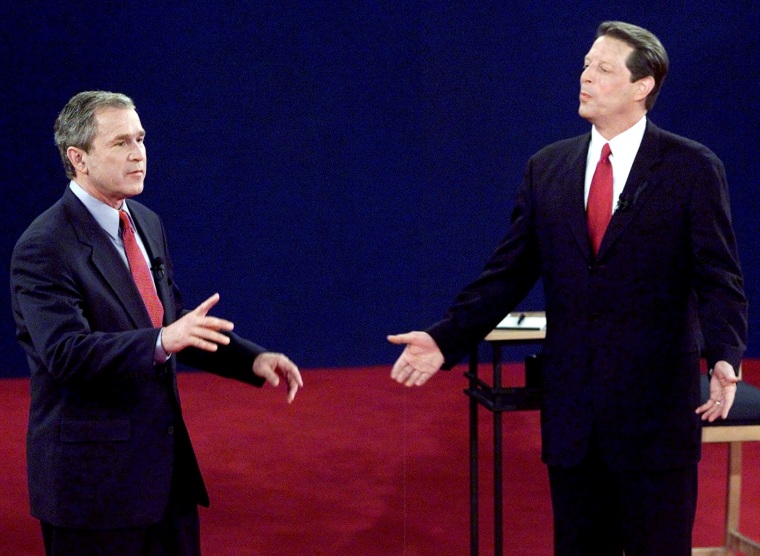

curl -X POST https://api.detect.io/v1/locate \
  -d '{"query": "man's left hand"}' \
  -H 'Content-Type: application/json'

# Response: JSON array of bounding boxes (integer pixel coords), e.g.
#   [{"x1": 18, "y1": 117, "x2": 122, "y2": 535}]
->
[
  {"x1": 696, "y1": 360, "x2": 739, "y2": 422},
  {"x1": 253, "y1": 352, "x2": 303, "y2": 403}
]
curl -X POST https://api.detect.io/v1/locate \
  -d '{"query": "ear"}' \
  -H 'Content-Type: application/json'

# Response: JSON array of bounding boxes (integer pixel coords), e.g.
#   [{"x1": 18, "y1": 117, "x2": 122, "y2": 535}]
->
[
  {"x1": 634, "y1": 76, "x2": 655, "y2": 102},
  {"x1": 66, "y1": 146, "x2": 87, "y2": 176}
]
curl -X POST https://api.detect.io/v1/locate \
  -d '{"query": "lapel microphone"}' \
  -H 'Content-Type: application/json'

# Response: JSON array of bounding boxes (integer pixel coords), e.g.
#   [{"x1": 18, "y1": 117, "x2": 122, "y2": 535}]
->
[
  {"x1": 616, "y1": 196, "x2": 632, "y2": 212},
  {"x1": 151, "y1": 257, "x2": 166, "y2": 280},
  {"x1": 616, "y1": 180, "x2": 649, "y2": 213}
]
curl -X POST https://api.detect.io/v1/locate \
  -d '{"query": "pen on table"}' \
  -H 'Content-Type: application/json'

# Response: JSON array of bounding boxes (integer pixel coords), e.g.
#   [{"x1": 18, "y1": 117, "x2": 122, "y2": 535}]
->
[{"x1": 517, "y1": 313, "x2": 525, "y2": 325}]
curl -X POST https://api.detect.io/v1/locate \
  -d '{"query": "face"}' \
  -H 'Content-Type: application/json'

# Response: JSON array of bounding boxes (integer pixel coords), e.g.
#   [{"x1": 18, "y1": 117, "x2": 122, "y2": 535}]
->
[
  {"x1": 68, "y1": 107, "x2": 147, "y2": 208},
  {"x1": 578, "y1": 35, "x2": 650, "y2": 137}
]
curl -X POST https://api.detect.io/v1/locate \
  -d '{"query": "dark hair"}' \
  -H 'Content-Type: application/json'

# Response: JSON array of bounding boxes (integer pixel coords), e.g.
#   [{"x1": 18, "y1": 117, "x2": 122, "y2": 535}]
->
[
  {"x1": 54, "y1": 91, "x2": 136, "y2": 179},
  {"x1": 597, "y1": 21, "x2": 669, "y2": 110}
]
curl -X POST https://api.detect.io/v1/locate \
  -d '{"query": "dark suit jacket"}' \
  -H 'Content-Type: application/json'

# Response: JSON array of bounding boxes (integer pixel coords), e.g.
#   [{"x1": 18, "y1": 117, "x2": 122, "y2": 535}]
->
[
  {"x1": 428, "y1": 121, "x2": 747, "y2": 472},
  {"x1": 10, "y1": 187, "x2": 267, "y2": 529}
]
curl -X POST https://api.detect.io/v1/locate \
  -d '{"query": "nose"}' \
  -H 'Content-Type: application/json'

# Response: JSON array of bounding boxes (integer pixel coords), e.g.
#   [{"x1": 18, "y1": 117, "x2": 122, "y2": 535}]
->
[{"x1": 129, "y1": 141, "x2": 145, "y2": 160}]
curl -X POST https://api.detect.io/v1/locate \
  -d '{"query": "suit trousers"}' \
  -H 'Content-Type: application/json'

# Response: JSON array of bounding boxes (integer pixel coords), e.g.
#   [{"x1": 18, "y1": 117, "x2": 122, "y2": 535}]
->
[
  {"x1": 547, "y1": 432, "x2": 698, "y2": 556},
  {"x1": 41, "y1": 475, "x2": 200, "y2": 556}
]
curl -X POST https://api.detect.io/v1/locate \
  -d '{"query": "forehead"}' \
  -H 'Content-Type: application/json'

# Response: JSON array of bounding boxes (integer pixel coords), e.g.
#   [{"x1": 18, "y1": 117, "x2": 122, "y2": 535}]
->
[
  {"x1": 585, "y1": 35, "x2": 634, "y2": 66},
  {"x1": 93, "y1": 107, "x2": 144, "y2": 139}
]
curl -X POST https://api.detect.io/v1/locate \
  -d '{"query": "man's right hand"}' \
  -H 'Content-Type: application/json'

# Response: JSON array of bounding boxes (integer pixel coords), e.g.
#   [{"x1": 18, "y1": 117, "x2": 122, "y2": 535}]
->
[
  {"x1": 387, "y1": 331, "x2": 445, "y2": 387},
  {"x1": 161, "y1": 293, "x2": 234, "y2": 354}
]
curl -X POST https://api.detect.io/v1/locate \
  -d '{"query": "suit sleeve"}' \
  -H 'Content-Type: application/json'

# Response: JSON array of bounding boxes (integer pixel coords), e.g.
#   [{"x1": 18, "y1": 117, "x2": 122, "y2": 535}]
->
[
  {"x1": 427, "y1": 159, "x2": 543, "y2": 368},
  {"x1": 160, "y1": 250, "x2": 267, "y2": 387},
  {"x1": 11, "y1": 230, "x2": 160, "y2": 384},
  {"x1": 689, "y1": 150, "x2": 748, "y2": 370}
]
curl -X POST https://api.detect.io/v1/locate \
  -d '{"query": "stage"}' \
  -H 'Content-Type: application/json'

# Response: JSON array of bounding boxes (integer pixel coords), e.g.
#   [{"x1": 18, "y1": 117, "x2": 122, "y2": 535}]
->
[{"x1": 1, "y1": 364, "x2": 758, "y2": 555}]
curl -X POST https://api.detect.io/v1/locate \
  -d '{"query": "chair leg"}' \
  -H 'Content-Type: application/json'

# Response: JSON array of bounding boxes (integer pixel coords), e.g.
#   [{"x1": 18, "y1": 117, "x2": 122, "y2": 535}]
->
[
  {"x1": 693, "y1": 442, "x2": 746, "y2": 556},
  {"x1": 725, "y1": 442, "x2": 741, "y2": 549},
  {"x1": 724, "y1": 442, "x2": 760, "y2": 556}
]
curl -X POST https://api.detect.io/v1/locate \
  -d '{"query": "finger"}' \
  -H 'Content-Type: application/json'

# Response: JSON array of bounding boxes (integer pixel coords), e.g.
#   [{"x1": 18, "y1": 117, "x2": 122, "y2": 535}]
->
[
  {"x1": 190, "y1": 327, "x2": 233, "y2": 346},
  {"x1": 720, "y1": 389, "x2": 736, "y2": 419},
  {"x1": 194, "y1": 292, "x2": 221, "y2": 316},
  {"x1": 259, "y1": 364, "x2": 280, "y2": 388},
  {"x1": 720, "y1": 402, "x2": 732, "y2": 419},
  {"x1": 199, "y1": 316, "x2": 235, "y2": 333},
  {"x1": 696, "y1": 398, "x2": 720, "y2": 416},
  {"x1": 387, "y1": 333, "x2": 415, "y2": 345},
  {"x1": 404, "y1": 368, "x2": 421, "y2": 387},
  {"x1": 275, "y1": 355, "x2": 303, "y2": 382},
  {"x1": 287, "y1": 387, "x2": 298, "y2": 403},
  {"x1": 288, "y1": 363, "x2": 304, "y2": 388},
  {"x1": 391, "y1": 357, "x2": 412, "y2": 382},
  {"x1": 189, "y1": 338, "x2": 221, "y2": 352},
  {"x1": 415, "y1": 371, "x2": 432, "y2": 387},
  {"x1": 286, "y1": 377, "x2": 300, "y2": 403},
  {"x1": 390, "y1": 356, "x2": 405, "y2": 380},
  {"x1": 699, "y1": 399, "x2": 724, "y2": 422}
]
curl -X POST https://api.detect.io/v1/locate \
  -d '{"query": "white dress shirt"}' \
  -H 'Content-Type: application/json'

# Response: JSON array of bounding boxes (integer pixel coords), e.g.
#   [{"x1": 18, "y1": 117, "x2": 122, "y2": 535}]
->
[{"x1": 584, "y1": 115, "x2": 647, "y2": 214}]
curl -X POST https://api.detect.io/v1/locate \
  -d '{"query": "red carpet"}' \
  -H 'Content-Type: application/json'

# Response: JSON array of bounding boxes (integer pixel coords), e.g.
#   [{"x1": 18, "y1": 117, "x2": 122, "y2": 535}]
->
[{"x1": 1, "y1": 363, "x2": 758, "y2": 555}]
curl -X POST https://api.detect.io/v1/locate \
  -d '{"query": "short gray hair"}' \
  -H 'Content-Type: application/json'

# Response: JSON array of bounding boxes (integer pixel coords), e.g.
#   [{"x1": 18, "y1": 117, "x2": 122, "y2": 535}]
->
[{"x1": 54, "y1": 91, "x2": 136, "y2": 179}]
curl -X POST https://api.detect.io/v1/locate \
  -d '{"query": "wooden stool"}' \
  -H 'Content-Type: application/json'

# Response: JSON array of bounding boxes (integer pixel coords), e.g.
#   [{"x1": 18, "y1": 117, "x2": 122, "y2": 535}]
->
[{"x1": 693, "y1": 376, "x2": 760, "y2": 556}]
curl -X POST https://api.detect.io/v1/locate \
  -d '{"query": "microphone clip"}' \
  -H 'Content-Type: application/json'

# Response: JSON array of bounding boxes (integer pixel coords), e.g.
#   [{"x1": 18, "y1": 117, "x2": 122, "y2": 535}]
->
[{"x1": 151, "y1": 257, "x2": 166, "y2": 280}]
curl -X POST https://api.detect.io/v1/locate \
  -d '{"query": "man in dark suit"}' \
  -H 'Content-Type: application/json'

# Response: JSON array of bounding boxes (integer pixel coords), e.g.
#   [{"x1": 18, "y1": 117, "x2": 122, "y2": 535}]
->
[
  {"x1": 388, "y1": 21, "x2": 747, "y2": 555},
  {"x1": 10, "y1": 91, "x2": 303, "y2": 556}
]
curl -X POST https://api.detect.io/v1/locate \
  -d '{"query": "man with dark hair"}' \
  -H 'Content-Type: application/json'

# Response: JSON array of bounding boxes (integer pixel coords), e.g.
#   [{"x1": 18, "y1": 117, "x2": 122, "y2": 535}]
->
[
  {"x1": 389, "y1": 21, "x2": 747, "y2": 555},
  {"x1": 11, "y1": 90, "x2": 303, "y2": 556}
]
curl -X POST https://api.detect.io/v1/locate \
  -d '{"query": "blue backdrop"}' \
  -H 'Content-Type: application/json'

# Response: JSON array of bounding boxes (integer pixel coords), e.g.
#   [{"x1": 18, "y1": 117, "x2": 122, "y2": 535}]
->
[{"x1": 2, "y1": 2, "x2": 758, "y2": 376}]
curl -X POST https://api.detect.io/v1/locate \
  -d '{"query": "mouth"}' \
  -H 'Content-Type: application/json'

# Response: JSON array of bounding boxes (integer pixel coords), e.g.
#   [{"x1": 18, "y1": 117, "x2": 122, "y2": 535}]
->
[{"x1": 579, "y1": 91, "x2": 592, "y2": 102}]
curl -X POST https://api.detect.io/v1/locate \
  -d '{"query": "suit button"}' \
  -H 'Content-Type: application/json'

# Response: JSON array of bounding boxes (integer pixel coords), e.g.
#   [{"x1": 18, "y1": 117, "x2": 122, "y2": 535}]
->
[{"x1": 167, "y1": 426, "x2": 174, "y2": 435}]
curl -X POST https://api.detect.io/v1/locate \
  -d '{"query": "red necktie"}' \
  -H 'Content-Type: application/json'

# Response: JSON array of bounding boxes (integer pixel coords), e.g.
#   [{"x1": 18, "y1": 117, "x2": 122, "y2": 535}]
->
[
  {"x1": 587, "y1": 143, "x2": 613, "y2": 254},
  {"x1": 119, "y1": 210, "x2": 164, "y2": 327}
]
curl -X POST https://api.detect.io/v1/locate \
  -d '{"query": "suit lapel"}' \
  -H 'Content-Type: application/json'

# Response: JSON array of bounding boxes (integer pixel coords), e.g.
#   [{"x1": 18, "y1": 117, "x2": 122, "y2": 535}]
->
[
  {"x1": 596, "y1": 122, "x2": 663, "y2": 259},
  {"x1": 565, "y1": 135, "x2": 595, "y2": 262},
  {"x1": 63, "y1": 189, "x2": 153, "y2": 329}
]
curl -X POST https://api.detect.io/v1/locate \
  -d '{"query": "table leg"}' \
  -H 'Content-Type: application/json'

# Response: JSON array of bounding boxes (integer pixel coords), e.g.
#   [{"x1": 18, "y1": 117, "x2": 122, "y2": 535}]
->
[
  {"x1": 469, "y1": 351, "x2": 479, "y2": 556},
  {"x1": 493, "y1": 344, "x2": 503, "y2": 555}
]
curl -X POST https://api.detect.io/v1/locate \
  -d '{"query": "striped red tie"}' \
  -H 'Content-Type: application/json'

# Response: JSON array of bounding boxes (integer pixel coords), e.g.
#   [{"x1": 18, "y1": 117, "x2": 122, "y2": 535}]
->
[
  {"x1": 587, "y1": 143, "x2": 613, "y2": 254},
  {"x1": 119, "y1": 210, "x2": 164, "y2": 327}
]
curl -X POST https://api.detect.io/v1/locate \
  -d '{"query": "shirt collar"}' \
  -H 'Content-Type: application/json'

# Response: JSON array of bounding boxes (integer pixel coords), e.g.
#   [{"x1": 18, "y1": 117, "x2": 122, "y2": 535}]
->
[{"x1": 589, "y1": 115, "x2": 647, "y2": 163}]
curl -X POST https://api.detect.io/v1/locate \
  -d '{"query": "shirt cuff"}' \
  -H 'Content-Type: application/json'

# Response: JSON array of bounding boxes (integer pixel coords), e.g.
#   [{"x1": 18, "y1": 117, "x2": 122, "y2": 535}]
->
[{"x1": 155, "y1": 328, "x2": 172, "y2": 364}]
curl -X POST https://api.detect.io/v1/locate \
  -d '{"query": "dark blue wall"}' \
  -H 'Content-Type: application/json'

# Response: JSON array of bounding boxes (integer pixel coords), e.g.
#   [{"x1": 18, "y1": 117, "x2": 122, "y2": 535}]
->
[{"x1": 2, "y1": 2, "x2": 759, "y2": 376}]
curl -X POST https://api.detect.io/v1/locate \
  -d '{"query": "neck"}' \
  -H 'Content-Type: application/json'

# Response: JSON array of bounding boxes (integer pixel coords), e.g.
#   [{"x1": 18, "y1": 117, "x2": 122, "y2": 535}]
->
[
  {"x1": 73, "y1": 177, "x2": 126, "y2": 210},
  {"x1": 592, "y1": 111, "x2": 647, "y2": 141}
]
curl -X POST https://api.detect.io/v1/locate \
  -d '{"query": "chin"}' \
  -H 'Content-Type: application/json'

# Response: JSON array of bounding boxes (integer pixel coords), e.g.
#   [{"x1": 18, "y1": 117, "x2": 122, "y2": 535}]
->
[
  {"x1": 578, "y1": 106, "x2": 594, "y2": 122},
  {"x1": 127, "y1": 183, "x2": 145, "y2": 197}
]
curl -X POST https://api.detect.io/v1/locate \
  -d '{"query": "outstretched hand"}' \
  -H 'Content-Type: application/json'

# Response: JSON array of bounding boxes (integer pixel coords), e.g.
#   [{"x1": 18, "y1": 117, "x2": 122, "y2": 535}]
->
[
  {"x1": 387, "y1": 331, "x2": 445, "y2": 387},
  {"x1": 161, "y1": 293, "x2": 234, "y2": 354},
  {"x1": 695, "y1": 360, "x2": 739, "y2": 422},
  {"x1": 253, "y1": 352, "x2": 303, "y2": 403}
]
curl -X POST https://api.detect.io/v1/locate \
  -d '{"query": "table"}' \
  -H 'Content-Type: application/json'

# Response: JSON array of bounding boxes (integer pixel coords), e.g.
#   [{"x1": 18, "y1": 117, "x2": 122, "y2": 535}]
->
[{"x1": 465, "y1": 312, "x2": 546, "y2": 556}]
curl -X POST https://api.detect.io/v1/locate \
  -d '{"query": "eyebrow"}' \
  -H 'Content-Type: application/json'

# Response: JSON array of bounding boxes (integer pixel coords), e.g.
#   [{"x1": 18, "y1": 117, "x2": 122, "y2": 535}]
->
[{"x1": 109, "y1": 130, "x2": 146, "y2": 143}]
